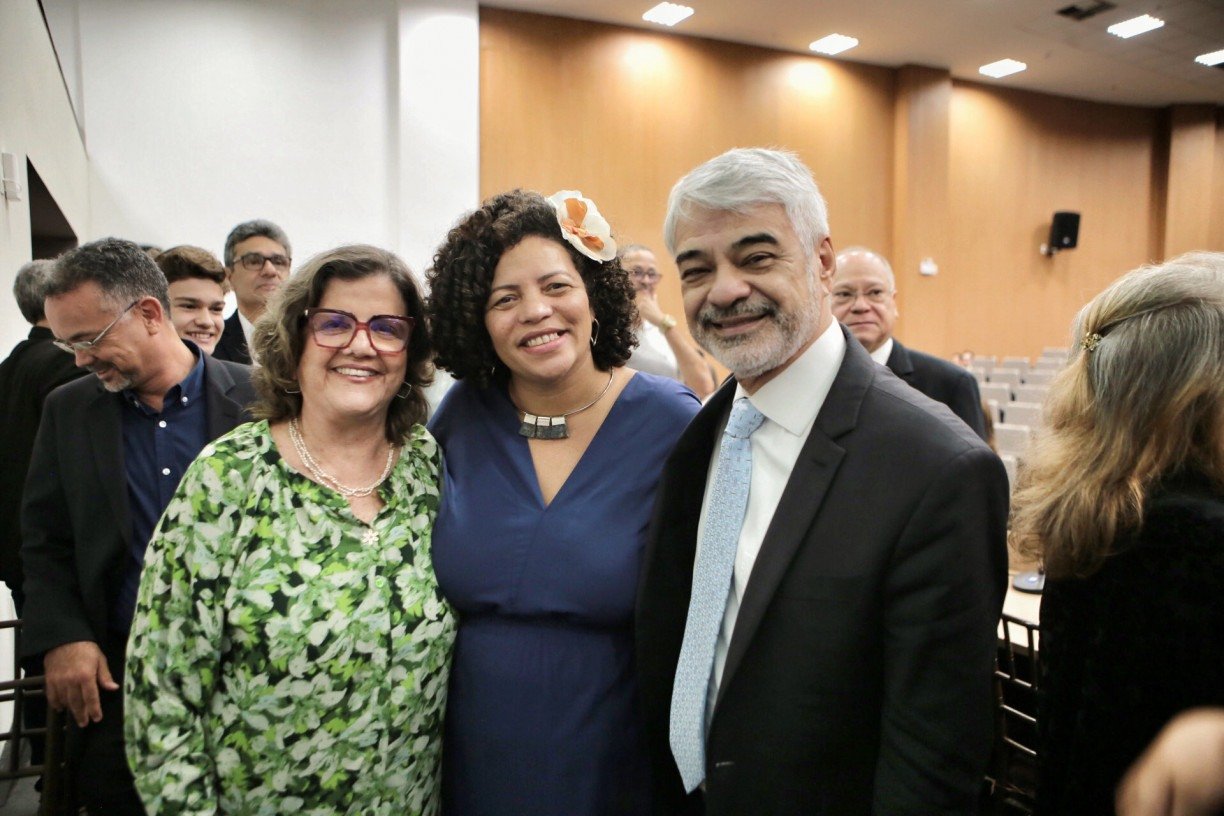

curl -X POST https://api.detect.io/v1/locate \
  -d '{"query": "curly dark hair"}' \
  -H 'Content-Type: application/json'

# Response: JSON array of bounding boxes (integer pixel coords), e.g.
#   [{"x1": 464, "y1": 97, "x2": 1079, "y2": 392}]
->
[
  {"x1": 250, "y1": 244, "x2": 433, "y2": 441},
  {"x1": 426, "y1": 189, "x2": 637, "y2": 388}
]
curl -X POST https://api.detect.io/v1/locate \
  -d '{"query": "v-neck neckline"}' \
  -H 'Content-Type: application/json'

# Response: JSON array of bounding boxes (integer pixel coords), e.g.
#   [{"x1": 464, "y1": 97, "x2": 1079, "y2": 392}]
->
[{"x1": 498, "y1": 372, "x2": 637, "y2": 510}]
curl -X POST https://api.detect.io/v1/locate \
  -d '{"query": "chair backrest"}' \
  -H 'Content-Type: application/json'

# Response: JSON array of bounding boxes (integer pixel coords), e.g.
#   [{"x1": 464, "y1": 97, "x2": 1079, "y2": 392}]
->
[
  {"x1": 1013, "y1": 384, "x2": 1049, "y2": 404},
  {"x1": 1000, "y1": 356, "x2": 1031, "y2": 374},
  {"x1": 970, "y1": 366, "x2": 988, "y2": 384},
  {"x1": 1003, "y1": 402, "x2": 1042, "y2": 428},
  {"x1": 976, "y1": 357, "x2": 997, "y2": 373},
  {"x1": 989, "y1": 368, "x2": 1022, "y2": 387},
  {"x1": 1031, "y1": 357, "x2": 1064, "y2": 371},
  {"x1": 1042, "y1": 346, "x2": 1069, "y2": 357},
  {"x1": 1022, "y1": 369, "x2": 1054, "y2": 385},
  {"x1": 990, "y1": 613, "x2": 1042, "y2": 812},
  {"x1": 994, "y1": 423, "x2": 1033, "y2": 457},
  {"x1": 980, "y1": 382, "x2": 1012, "y2": 404}
]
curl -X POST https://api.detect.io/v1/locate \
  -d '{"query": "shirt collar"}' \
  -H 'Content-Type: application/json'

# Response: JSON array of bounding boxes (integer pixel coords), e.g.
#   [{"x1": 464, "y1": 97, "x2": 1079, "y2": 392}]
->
[
  {"x1": 122, "y1": 340, "x2": 206, "y2": 412},
  {"x1": 869, "y1": 336, "x2": 894, "y2": 366},
  {"x1": 735, "y1": 319, "x2": 846, "y2": 437}
]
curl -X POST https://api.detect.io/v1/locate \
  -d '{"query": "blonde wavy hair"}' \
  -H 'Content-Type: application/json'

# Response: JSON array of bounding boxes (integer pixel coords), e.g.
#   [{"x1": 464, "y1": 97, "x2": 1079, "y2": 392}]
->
[{"x1": 1010, "y1": 251, "x2": 1224, "y2": 578}]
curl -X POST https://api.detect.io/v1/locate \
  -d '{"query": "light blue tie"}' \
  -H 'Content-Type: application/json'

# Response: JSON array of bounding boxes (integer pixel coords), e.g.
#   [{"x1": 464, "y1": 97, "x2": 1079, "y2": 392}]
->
[{"x1": 670, "y1": 396, "x2": 765, "y2": 792}]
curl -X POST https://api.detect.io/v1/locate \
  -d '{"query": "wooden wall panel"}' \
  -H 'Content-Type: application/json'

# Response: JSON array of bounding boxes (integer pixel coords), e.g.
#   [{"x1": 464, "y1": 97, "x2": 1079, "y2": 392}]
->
[
  {"x1": 1164, "y1": 105, "x2": 1218, "y2": 257},
  {"x1": 480, "y1": 9, "x2": 894, "y2": 331},
  {"x1": 946, "y1": 84, "x2": 1160, "y2": 358},
  {"x1": 481, "y1": 9, "x2": 1213, "y2": 362}
]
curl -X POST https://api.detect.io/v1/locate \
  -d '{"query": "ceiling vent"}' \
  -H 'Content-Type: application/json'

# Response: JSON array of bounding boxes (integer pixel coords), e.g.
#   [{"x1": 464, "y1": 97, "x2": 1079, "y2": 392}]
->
[{"x1": 1057, "y1": 1, "x2": 1117, "y2": 21}]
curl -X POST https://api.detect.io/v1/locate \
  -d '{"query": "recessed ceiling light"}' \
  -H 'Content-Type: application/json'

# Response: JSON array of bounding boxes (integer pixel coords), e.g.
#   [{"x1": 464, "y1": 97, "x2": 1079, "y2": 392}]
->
[
  {"x1": 1107, "y1": 14, "x2": 1164, "y2": 38},
  {"x1": 1195, "y1": 48, "x2": 1224, "y2": 66},
  {"x1": 642, "y1": 3, "x2": 694, "y2": 26},
  {"x1": 979, "y1": 59, "x2": 1028, "y2": 78},
  {"x1": 809, "y1": 34, "x2": 859, "y2": 56}
]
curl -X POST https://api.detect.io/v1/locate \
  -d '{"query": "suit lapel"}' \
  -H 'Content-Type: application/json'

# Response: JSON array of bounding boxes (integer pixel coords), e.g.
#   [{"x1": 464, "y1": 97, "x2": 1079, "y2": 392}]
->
[
  {"x1": 716, "y1": 335, "x2": 876, "y2": 705},
  {"x1": 85, "y1": 384, "x2": 129, "y2": 534}
]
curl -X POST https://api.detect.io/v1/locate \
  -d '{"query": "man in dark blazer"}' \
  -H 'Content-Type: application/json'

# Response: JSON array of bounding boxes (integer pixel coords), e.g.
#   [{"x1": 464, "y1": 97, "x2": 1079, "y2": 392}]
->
[
  {"x1": 21, "y1": 238, "x2": 255, "y2": 814},
  {"x1": 0, "y1": 260, "x2": 86, "y2": 610},
  {"x1": 831, "y1": 247, "x2": 987, "y2": 439},
  {"x1": 213, "y1": 218, "x2": 292, "y2": 364},
  {"x1": 637, "y1": 148, "x2": 1009, "y2": 815}
]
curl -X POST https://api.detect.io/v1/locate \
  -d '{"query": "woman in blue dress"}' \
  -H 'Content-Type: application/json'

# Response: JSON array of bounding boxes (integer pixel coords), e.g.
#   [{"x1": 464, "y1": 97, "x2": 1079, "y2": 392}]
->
[{"x1": 426, "y1": 189, "x2": 700, "y2": 815}]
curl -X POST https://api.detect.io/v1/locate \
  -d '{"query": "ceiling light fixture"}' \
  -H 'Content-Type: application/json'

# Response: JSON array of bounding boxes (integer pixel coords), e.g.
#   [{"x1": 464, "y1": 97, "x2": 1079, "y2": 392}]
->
[
  {"x1": 1106, "y1": 14, "x2": 1164, "y2": 38},
  {"x1": 642, "y1": 2, "x2": 694, "y2": 26},
  {"x1": 979, "y1": 59, "x2": 1028, "y2": 78},
  {"x1": 1195, "y1": 48, "x2": 1224, "y2": 66},
  {"x1": 809, "y1": 34, "x2": 859, "y2": 55}
]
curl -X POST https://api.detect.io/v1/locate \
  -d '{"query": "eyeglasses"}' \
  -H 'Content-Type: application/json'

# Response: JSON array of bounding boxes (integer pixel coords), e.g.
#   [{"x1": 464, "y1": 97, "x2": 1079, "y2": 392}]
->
[
  {"x1": 304, "y1": 308, "x2": 413, "y2": 354},
  {"x1": 627, "y1": 267, "x2": 661, "y2": 282},
  {"x1": 831, "y1": 287, "x2": 893, "y2": 306},
  {"x1": 53, "y1": 300, "x2": 139, "y2": 355},
  {"x1": 237, "y1": 252, "x2": 292, "y2": 272}
]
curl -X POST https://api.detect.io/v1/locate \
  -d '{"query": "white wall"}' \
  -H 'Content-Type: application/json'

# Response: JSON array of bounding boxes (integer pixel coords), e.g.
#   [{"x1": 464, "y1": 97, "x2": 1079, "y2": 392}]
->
[
  {"x1": 49, "y1": 0, "x2": 479, "y2": 279},
  {"x1": 0, "y1": 0, "x2": 91, "y2": 353}
]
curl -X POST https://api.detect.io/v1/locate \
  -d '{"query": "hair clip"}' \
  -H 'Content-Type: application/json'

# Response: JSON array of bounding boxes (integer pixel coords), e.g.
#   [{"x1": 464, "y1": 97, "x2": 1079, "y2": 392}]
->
[
  {"x1": 547, "y1": 190, "x2": 617, "y2": 262},
  {"x1": 1081, "y1": 332, "x2": 1103, "y2": 352}
]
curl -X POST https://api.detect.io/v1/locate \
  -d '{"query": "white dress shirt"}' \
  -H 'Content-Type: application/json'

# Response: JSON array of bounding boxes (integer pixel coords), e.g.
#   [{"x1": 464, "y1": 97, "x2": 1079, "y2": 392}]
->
[
  {"x1": 628, "y1": 320, "x2": 680, "y2": 381},
  {"x1": 698, "y1": 321, "x2": 846, "y2": 726},
  {"x1": 869, "y1": 336, "x2": 893, "y2": 366}
]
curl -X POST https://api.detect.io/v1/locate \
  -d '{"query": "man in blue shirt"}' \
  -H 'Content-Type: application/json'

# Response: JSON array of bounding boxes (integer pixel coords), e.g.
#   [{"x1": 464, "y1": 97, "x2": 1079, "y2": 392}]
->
[{"x1": 21, "y1": 238, "x2": 255, "y2": 814}]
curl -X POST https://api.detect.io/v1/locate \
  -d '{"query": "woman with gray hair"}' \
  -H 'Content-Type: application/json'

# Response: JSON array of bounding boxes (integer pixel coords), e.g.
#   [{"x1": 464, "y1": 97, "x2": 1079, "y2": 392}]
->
[
  {"x1": 1010, "y1": 251, "x2": 1224, "y2": 815},
  {"x1": 125, "y1": 245, "x2": 455, "y2": 814}
]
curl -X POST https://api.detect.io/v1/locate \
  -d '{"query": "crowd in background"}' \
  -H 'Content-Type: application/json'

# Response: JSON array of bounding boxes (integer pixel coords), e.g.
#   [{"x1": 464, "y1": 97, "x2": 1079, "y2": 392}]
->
[{"x1": 0, "y1": 147, "x2": 1221, "y2": 816}]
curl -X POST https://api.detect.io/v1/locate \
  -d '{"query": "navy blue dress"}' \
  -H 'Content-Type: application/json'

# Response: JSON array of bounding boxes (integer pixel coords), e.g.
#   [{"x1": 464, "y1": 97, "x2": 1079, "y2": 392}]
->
[{"x1": 430, "y1": 372, "x2": 700, "y2": 816}]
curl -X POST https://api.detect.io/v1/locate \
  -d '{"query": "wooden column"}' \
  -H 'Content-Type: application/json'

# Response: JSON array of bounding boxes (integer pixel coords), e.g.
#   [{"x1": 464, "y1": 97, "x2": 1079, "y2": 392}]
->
[
  {"x1": 1163, "y1": 105, "x2": 1217, "y2": 257},
  {"x1": 892, "y1": 65, "x2": 952, "y2": 352}
]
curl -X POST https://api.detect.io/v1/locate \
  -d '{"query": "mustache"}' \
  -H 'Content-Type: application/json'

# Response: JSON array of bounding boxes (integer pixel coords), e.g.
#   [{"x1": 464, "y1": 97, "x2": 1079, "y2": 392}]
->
[{"x1": 697, "y1": 298, "x2": 777, "y2": 328}]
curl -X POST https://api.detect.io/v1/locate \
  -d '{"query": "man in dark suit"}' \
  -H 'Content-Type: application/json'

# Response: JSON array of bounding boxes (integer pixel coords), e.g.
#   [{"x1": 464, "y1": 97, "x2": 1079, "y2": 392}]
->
[
  {"x1": 637, "y1": 148, "x2": 1009, "y2": 815},
  {"x1": 0, "y1": 260, "x2": 87, "y2": 611},
  {"x1": 831, "y1": 246, "x2": 987, "y2": 439},
  {"x1": 21, "y1": 238, "x2": 255, "y2": 814},
  {"x1": 213, "y1": 219, "x2": 292, "y2": 363}
]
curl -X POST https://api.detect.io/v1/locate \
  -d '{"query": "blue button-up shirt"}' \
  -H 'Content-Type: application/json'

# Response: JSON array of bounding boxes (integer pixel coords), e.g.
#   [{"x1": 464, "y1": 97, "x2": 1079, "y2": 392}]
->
[{"x1": 112, "y1": 344, "x2": 208, "y2": 636}]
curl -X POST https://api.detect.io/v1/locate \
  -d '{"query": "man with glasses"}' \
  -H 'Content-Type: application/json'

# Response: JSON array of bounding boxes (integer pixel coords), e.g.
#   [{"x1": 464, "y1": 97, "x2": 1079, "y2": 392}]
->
[
  {"x1": 831, "y1": 247, "x2": 986, "y2": 439},
  {"x1": 21, "y1": 238, "x2": 255, "y2": 814},
  {"x1": 621, "y1": 243, "x2": 716, "y2": 399},
  {"x1": 214, "y1": 219, "x2": 292, "y2": 364}
]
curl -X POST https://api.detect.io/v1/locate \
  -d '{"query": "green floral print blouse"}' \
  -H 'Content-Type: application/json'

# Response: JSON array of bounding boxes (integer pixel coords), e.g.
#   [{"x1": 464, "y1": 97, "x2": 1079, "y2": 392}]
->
[{"x1": 125, "y1": 420, "x2": 455, "y2": 816}]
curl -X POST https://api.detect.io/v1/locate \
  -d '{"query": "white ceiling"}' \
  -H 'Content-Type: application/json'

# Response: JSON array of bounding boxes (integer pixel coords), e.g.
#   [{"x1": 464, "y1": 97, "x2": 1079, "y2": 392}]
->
[{"x1": 482, "y1": 0, "x2": 1224, "y2": 107}]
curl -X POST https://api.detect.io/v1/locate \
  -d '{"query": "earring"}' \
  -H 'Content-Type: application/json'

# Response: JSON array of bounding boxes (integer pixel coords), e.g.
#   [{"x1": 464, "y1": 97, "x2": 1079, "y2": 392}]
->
[
  {"x1": 590, "y1": 319, "x2": 601, "y2": 347},
  {"x1": 396, "y1": 383, "x2": 411, "y2": 400},
  {"x1": 285, "y1": 383, "x2": 301, "y2": 394}
]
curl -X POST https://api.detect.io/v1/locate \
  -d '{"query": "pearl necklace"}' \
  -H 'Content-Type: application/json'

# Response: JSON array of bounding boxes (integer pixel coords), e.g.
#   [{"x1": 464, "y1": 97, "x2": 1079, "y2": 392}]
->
[{"x1": 288, "y1": 418, "x2": 396, "y2": 498}]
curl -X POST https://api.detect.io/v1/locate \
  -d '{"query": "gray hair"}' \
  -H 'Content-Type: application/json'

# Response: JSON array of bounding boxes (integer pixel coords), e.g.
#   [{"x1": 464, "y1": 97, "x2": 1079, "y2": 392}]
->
[
  {"x1": 835, "y1": 246, "x2": 896, "y2": 291},
  {"x1": 617, "y1": 243, "x2": 654, "y2": 260},
  {"x1": 46, "y1": 238, "x2": 171, "y2": 313},
  {"x1": 663, "y1": 147, "x2": 830, "y2": 258},
  {"x1": 13, "y1": 259, "x2": 56, "y2": 324},
  {"x1": 223, "y1": 219, "x2": 292, "y2": 267}
]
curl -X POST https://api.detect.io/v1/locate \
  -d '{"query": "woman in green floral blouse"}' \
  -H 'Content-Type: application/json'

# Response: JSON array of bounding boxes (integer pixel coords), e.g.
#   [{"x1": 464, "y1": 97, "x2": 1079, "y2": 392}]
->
[{"x1": 125, "y1": 245, "x2": 455, "y2": 815}]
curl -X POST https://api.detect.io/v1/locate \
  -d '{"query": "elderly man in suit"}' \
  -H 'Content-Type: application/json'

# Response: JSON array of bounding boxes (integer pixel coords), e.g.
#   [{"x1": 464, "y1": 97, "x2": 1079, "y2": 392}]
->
[
  {"x1": 22, "y1": 238, "x2": 255, "y2": 814},
  {"x1": 637, "y1": 148, "x2": 1009, "y2": 815},
  {"x1": 831, "y1": 246, "x2": 987, "y2": 439},
  {"x1": 213, "y1": 218, "x2": 292, "y2": 364}
]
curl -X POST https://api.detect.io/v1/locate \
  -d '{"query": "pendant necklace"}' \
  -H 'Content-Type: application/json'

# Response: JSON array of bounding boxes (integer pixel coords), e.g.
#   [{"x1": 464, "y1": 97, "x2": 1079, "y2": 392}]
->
[
  {"x1": 288, "y1": 418, "x2": 396, "y2": 498},
  {"x1": 513, "y1": 370, "x2": 615, "y2": 440}
]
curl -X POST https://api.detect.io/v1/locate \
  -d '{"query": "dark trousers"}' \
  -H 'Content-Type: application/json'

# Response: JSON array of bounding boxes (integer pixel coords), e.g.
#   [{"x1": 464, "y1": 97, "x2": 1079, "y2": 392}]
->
[{"x1": 66, "y1": 634, "x2": 145, "y2": 815}]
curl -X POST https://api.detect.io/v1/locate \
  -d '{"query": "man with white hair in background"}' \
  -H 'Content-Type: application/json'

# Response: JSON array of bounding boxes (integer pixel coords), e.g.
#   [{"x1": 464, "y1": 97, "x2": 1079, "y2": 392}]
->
[
  {"x1": 832, "y1": 246, "x2": 987, "y2": 439},
  {"x1": 637, "y1": 147, "x2": 1008, "y2": 815}
]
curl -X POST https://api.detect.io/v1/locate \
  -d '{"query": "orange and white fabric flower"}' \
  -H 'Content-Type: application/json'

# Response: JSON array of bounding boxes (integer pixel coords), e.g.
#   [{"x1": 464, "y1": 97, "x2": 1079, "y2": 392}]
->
[{"x1": 547, "y1": 190, "x2": 617, "y2": 262}]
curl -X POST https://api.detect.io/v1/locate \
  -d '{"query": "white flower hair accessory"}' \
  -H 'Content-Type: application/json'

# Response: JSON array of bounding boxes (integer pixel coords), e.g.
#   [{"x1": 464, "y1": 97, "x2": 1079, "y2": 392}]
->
[{"x1": 547, "y1": 190, "x2": 617, "y2": 262}]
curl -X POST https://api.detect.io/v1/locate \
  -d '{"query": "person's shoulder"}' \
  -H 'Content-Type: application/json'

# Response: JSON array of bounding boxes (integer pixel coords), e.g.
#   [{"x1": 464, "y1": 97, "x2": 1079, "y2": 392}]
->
[
  {"x1": 905, "y1": 343, "x2": 976, "y2": 384},
  {"x1": 624, "y1": 371, "x2": 702, "y2": 427},
  {"x1": 197, "y1": 418, "x2": 269, "y2": 461},
  {"x1": 427, "y1": 377, "x2": 484, "y2": 438},
  {"x1": 859, "y1": 364, "x2": 991, "y2": 460},
  {"x1": 1142, "y1": 476, "x2": 1224, "y2": 542},
  {"x1": 43, "y1": 371, "x2": 103, "y2": 411}
]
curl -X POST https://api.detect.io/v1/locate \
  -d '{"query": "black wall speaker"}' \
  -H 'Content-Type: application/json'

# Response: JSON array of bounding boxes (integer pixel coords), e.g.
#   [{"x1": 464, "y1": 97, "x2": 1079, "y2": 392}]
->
[{"x1": 1043, "y1": 211, "x2": 1081, "y2": 255}]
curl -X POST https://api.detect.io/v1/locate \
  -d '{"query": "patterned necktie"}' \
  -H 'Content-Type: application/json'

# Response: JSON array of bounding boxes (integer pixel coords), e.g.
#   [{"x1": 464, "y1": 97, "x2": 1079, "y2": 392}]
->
[{"x1": 670, "y1": 396, "x2": 765, "y2": 792}]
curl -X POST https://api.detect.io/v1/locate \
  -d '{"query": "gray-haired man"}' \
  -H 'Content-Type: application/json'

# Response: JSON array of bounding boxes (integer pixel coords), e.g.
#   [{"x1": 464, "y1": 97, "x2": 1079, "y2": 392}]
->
[{"x1": 214, "y1": 219, "x2": 292, "y2": 363}]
